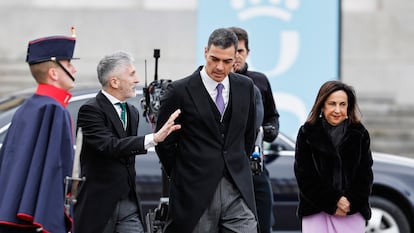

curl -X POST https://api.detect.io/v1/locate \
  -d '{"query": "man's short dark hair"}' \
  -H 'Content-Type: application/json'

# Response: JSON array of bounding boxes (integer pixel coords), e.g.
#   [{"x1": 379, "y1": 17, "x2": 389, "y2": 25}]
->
[
  {"x1": 228, "y1": 27, "x2": 249, "y2": 52},
  {"x1": 207, "y1": 28, "x2": 238, "y2": 51}
]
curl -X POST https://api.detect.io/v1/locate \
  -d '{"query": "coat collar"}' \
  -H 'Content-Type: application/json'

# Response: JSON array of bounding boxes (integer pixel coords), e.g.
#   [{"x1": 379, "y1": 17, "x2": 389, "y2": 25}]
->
[
  {"x1": 186, "y1": 67, "x2": 248, "y2": 143},
  {"x1": 186, "y1": 67, "x2": 219, "y2": 138},
  {"x1": 303, "y1": 119, "x2": 365, "y2": 153},
  {"x1": 96, "y1": 91, "x2": 128, "y2": 137},
  {"x1": 35, "y1": 84, "x2": 72, "y2": 107}
]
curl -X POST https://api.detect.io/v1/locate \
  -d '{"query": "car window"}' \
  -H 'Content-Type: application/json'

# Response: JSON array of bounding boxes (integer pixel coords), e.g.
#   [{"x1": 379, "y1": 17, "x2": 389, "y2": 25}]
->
[
  {"x1": 0, "y1": 92, "x2": 34, "y2": 142},
  {"x1": 128, "y1": 95, "x2": 154, "y2": 135},
  {"x1": 67, "y1": 97, "x2": 92, "y2": 130},
  {"x1": 0, "y1": 109, "x2": 20, "y2": 143},
  {"x1": 0, "y1": 97, "x2": 27, "y2": 113},
  {"x1": 264, "y1": 133, "x2": 295, "y2": 152}
]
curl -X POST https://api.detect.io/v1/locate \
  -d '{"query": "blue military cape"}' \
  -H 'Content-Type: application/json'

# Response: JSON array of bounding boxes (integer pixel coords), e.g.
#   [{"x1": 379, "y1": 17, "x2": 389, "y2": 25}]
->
[{"x1": 0, "y1": 89, "x2": 74, "y2": 233}]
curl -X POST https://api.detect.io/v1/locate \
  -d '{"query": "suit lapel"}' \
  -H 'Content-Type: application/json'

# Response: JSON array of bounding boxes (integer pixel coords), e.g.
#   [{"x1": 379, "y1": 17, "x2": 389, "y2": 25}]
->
[
  {"x1": 96, "y1": 92, "x2": 127, "y2": 137},
  {"x1": 187, "y1": 72, "x2": 222, "y2": 138},
  {"x1": 126, "y1": 103, "x2": 139, "y2": 136},
  {"x1": 226, "y1": 74, "x2": 244, "y2": 141}
]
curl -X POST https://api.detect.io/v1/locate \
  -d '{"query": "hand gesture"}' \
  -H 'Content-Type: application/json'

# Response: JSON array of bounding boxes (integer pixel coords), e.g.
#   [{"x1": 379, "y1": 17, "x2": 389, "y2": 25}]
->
[{"x1": 154, "y1": 109, "x2": 181, "y2": 143}]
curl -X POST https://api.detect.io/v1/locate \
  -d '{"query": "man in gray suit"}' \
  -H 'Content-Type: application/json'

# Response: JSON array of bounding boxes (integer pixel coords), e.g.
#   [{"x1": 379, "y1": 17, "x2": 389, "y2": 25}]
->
[{"x1": 155, "y1": 28, "x2": 258, "y2": 233}]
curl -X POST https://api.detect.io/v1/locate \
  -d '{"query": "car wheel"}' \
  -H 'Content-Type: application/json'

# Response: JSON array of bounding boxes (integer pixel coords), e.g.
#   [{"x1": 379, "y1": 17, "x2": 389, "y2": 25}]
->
[{"x1": 366, "y1": 196, "x2": 410, "y2": 233}]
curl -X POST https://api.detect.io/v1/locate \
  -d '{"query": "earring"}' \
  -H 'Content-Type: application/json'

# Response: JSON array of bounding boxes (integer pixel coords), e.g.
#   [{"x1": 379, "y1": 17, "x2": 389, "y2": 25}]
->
[{"x1": 319, "y1": 110, "x2": 322, "y2": 118}]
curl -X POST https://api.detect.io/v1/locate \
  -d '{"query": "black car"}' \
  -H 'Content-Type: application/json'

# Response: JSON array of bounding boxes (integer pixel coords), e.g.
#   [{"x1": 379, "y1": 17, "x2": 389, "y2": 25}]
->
[{"x1": 0, "y1": 86, "x2": 413, "y2": 233}]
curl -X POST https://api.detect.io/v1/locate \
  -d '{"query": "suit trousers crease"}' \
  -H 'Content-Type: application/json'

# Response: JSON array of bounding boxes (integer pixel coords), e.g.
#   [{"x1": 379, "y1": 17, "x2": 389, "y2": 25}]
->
[
  {"x1": 192, "y1": 176, "x2": 258, "y2": 233},
  {"x1": 102, "y1": 192, "x2": 144, "y2": 233}
]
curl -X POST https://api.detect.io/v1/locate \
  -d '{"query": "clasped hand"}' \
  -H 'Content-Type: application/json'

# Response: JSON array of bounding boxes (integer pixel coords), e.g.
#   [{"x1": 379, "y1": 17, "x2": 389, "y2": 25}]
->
[{"x1": 335, "y1": 196, "x2": 350, "y2": 217}]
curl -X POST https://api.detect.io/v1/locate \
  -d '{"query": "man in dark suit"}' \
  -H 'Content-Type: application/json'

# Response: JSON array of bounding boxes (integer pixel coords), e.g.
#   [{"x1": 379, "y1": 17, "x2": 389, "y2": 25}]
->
[
  {"x1": 73, "y1": 51, "x2": 180, "y2": 233},
  {"x1": 155, "y1": 28, "x2": 258, "y2": 233}
]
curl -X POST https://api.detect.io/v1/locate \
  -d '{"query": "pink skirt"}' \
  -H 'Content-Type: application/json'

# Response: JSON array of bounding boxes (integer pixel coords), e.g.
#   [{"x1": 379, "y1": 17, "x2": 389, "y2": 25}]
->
[{"x1": 302, "y1": 212, "x2": 365, "y2": 233}]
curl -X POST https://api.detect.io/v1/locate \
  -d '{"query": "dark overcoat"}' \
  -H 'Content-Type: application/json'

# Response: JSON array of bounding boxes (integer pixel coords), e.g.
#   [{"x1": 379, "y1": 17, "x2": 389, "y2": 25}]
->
[
  {"x1": 74, "y1": 91, "x2": 147, "y2": 233},
  {"x1": 294, "y1": 119, "x2": 373, "y2": 220},
  {"x1": 155, "y1": 67, "x2": 258, "y2": 233},
  {"x1": 0, "y1": 94, "x2": 73, "y2": 233}
]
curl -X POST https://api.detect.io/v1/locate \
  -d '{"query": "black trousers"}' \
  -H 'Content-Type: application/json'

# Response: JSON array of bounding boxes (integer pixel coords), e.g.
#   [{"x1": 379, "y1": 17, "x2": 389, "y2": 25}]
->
[{"x1": 253, "y1": 167, "x2": 273, "y2": 233}]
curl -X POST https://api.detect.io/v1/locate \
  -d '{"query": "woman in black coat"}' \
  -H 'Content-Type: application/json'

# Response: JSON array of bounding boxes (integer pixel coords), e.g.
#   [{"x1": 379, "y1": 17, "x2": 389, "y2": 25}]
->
[{"x1": 294, "y1": 80, "x2": 373, "y2": 233}]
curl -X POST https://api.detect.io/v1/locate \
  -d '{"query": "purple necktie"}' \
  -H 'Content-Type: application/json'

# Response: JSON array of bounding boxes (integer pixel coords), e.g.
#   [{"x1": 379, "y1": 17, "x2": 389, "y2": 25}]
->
[{"x1": 215, "y1": 83, "x2": 225, "y2": 114}]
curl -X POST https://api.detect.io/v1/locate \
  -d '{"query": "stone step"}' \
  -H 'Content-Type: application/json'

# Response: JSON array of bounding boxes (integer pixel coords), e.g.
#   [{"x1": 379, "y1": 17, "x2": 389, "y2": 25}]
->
[
  {"x1": 363, "y1": 116, "x2": 414, "y2": 131},
  {"x1": 357, "y1": 93, "x2": 414, "y2": 157},
  {"x1": 371, "y1": 137, "x2": 414, "y2": 158},
  {"x1": 358, "y1": 93, "x2": 395, "y2": 114}
]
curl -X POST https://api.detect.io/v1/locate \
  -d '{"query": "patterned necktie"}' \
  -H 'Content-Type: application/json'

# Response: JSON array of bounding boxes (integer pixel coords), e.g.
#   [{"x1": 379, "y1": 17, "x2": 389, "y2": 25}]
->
[
  {"x1": 116, "y1": 102, "x2": 127, "y2": 127},
  {"x1": 215, "y1": 83, "x2": 225, "y2": 115}
]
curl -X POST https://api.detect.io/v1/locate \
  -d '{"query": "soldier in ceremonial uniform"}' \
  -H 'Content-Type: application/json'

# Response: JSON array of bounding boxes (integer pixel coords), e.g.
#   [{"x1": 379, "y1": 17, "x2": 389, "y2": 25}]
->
[{"x1": 0, "y1": 30, "x2": 78, "y2": 233}]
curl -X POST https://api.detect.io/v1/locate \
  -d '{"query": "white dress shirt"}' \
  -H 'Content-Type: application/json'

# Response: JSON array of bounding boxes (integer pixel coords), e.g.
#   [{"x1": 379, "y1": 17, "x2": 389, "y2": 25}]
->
[
  {"x1": 200, "y1": 67, "x2": 230, "y2": 114},
  {"x1": 101, "y1": 90, "x2": 156, "y2": 149}
]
